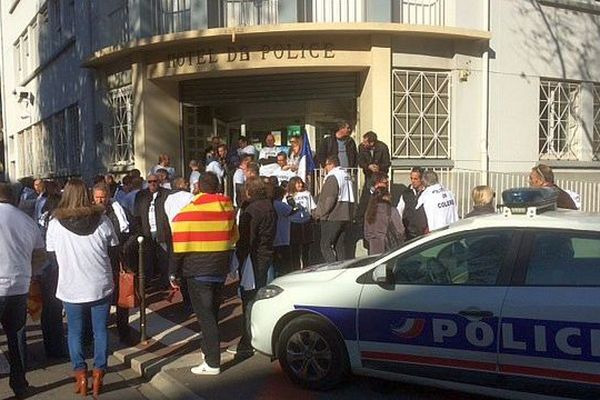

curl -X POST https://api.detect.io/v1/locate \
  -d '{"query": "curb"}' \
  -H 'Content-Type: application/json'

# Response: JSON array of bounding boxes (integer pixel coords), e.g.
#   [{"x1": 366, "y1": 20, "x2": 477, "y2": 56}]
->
[{"x1": 111, "y1": 307, "x2": 207, "y2": 399}]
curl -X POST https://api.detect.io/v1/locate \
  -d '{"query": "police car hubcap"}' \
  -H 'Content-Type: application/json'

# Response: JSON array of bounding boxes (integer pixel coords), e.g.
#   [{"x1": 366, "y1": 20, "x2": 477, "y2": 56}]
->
[{"x1": 286, "y1": 330, "x2": 332, "y2": 381}]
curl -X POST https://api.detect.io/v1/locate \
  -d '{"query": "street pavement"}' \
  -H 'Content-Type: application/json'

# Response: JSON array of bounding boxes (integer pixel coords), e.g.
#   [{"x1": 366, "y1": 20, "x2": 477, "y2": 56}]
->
[
  {"x1": 1, "y1": 281, "x2": 492, "y2": 400},
  {"x1": 0, "y1": 316, "x2": 166, "y2": 400}
]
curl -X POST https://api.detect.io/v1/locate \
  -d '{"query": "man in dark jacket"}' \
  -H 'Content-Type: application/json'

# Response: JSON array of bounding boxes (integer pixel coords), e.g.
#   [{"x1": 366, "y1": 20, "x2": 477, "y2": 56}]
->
[
  {"x1": 396, "y1": 167, "x2": 427, "y2": 240},
  {"x1": 355, "y1": 131, "x2": 391, "y2": 248},
  {"x1": 312, "y1": 156, "x2": 355, "y2": 262},
  {"x1": 317, "y1": 120, "x2": 358, "y2": 168},
  {"x1": 529, "y1": 164, "x2": 578, "y2": 210},
  {"x1": 232, "y1": 177, "x2": 276, "y2": 358},
  {"x1": 133, "y1": 174, "x2": 171, "y2": 287},
  {"x1": 169, "y1": 172, "x2": 237, "y2": 375}
]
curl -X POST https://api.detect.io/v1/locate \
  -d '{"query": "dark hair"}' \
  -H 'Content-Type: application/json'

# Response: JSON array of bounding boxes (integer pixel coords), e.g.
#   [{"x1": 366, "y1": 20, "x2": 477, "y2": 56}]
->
[
  {"x1": 272, "y1": 185, "x2": 286, "y2": 201},
  {"x1": 363, "y1": 131, "x2": 377, "y2": 142},
  {"x1": 129, "y1": 169, "x2": 142, "y2": 178},
  {"x1": 365, "y1": 187, "x2": 392, "y2": 225},
  {"x1": 373, "y1": 172, "x2": 388, "y2": 185},
  {"x1": 122, "y1": 175, "x2": 132, "y2": 186},
  {"x1": 238, "y1": 136, "x2": 248, "y2": 144},
  {"x1": 0, "y1": 182, "x2": 13, "y2": 203},
  {"x1": 245, "y1": 177, "x2": 268, "y2": 200},
  {"x1": 336, "y1": 120, "x2": 350, "y2": 131},
  {"x1": 199, "y1": 172, "x2": 220, "y2": 194},
  {"x1": 286, "y1": 176, "x2": 304, "y2": 196},
  {"x1": 325, "y1": 155, "x2": 340, "y2": 167},
  {"x1": 246, "y1": 162, "x2": 260, "y2": 176},
  {"x1": 411, "y1": 167, "x2": 424, "y2": 177},
  {"x1": 276, "y1": 152, "x2": 287, "y2": 159},
  {"x1": 217, "y1": 144, "x2": 228, "y2": 152},
  {"x1": 93, "y1": 174, "x2": 105, "y2": 185}
]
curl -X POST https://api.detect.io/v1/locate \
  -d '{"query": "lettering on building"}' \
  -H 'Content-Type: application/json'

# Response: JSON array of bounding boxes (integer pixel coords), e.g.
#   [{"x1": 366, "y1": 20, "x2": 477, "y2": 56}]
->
[{"x1": 167, "y1": 42, "x2": 335, "y2": 68}]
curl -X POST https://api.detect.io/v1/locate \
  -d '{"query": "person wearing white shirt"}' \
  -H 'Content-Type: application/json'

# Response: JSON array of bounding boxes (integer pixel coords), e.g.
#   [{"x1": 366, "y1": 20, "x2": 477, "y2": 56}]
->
[
  {"x1": 258, "y1": 133, "x2": 280, "y2": 165},
  {"x1": 150, "y1": 153, "x2": 176, "y2": 178},
  {"x1": 237, "y1": 136, "x2": 257, "y2": 158},
  {"x1": 164, "y1": 178, "x2": 195, "y2": 229},
  {"x1": 188, "y1": 160, "x2": 202, "y2": 193},
  {"x1": 46, "y1": 179, "x2": 119, "y2": 397},
  {"x1": 233, "y1": 155, "x2": 253, "y2": 207},
  {"x1": 205, "y1": 144, "x2": 228, "y2": 188},
  {"x1": 285, "y1": 177, "x2": 316, "y2": 270},
  {"x1": 0, "y1": 183, "x2": 46, "y2": 399},
  {"x1": 415, "y1": 170, "x2": 458, "y2": 232}
]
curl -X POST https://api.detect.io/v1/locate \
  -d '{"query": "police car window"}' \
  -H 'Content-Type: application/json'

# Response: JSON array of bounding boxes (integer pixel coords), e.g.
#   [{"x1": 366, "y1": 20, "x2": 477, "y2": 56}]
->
[
  {"x1": 389, "y1": 231, "x2": 512, "y2": 285},
  {"x1": 525, "y1": 233, "x2": 600, "y2": 286}
]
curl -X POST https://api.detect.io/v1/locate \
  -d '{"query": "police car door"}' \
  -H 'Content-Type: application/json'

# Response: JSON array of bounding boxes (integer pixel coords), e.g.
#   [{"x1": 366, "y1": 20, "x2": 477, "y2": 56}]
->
[
  {"x1": 498, "y1": 229, "x2": 600, "y2": 398},
  {"x1": 357, "y1": 229, "x2": 518, "y2": 386}
]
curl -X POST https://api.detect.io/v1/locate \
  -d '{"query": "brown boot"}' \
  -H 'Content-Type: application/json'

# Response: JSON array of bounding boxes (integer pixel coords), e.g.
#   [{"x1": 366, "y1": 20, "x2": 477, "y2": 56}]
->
[
  {"x1": 73, "y1": 369, "x2": 88, "y2": 396},
  {"x1": 92, "y1": 369, "x2": 105, "y2": 399}
]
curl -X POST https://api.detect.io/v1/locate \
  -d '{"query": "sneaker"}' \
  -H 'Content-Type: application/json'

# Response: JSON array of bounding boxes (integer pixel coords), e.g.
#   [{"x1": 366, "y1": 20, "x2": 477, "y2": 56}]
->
[
  {"x1": 191, "y1": 362, "x2": 220, "y2": 375},
  {"x1": 227, "y1": 345, "x2": 255, "y2": 359}
]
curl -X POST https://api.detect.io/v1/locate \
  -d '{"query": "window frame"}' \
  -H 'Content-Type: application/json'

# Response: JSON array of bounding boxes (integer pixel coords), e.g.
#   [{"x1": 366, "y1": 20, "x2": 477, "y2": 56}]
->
[
  {"x1": 511, "y1": 228, "x2": 600, "y2": 287},
  {"x1": 538, "y1": 79, "x2": 581, "y2": 161},
  {"x1": 392, "y1": 69, "x2": 452, "y2": 160},
  {"x1": 364, "y1": 228, "x2": 523, "y2": 287}
]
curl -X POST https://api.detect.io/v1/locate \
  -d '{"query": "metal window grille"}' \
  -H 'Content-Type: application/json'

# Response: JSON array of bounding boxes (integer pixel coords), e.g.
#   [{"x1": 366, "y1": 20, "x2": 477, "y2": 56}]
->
[
  {"x1": 108, "y1": 86, "x2": 134, "y2": 167},
  {"x1": 392, "y1": 69, "x2": 451, "y2": 159},
  {"x1": 182, "y1": 105, "x2": 212, "y2": 167},
  {"x1": 223, "y1": 0, "x2": 279, "y2": 27},
  {"x1": 108, "y1": 1, "x2": 130, "y2": 44},
  {"x1": 310, "y1": 0, "x2": 362, "y2": 23},
  {"x1": 52, "y1": 112, "x2": 67, "y2": 176},
  {"x1": 538, "y1": 80, "x2": 580, "y2": 160},
  {"x1": 593, "y1": 84, "x2": 600, "y2": 161},
  {"x1": 396, "y1": 0, "x2": 446, "y2": 25},
  {"x1": 154, "y1": 0, "x2": 191, "y2": 34},
  {"x1": 41, "y1": 119, "x2": 55, "y2": 175},
  {"x1": 66, "y1": 105, "x2": 81, "y2": 174}
]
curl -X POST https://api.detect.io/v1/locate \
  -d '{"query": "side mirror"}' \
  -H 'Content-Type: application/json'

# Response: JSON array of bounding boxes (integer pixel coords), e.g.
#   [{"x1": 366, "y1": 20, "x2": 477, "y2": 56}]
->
[{"x1": 372, "y1": 263, "x2": 393, "y2": 285}]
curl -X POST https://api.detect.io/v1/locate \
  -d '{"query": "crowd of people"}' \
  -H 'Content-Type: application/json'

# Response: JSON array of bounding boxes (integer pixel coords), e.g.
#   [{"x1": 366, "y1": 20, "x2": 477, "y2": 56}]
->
[{"x1": 0, "y1": 121, "x2": 581, "y2": 398}]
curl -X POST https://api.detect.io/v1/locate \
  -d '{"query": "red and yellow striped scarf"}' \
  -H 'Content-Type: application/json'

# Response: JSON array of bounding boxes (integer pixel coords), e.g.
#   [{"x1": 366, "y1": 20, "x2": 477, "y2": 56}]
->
[{"x1": 171, "y1": 192, "x2": 237, "y2": 253}]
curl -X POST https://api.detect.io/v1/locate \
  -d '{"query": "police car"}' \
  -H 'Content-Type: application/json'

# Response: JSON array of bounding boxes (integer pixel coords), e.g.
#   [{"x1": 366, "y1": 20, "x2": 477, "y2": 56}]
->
[{"x1": 250, "y1": 188, "x2": 600, "y2": 399}]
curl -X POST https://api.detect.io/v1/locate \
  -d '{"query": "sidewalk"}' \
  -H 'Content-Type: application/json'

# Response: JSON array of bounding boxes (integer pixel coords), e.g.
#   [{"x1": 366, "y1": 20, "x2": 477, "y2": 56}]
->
[{"x1": 0, "y1": 312, "x2": 166, "y2": 400}]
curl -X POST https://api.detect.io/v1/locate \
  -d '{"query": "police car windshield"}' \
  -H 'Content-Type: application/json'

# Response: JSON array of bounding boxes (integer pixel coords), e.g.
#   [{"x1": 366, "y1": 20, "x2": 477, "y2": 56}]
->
[{"x1": 343, "y1": 255, "x2": 380, "y2": 269}]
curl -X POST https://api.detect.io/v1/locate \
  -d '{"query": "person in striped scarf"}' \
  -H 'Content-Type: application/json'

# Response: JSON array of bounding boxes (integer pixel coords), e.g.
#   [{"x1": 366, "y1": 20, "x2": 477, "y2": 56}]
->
[{"x1": 169, "y1": 172, "x2": 237, "y2": 376}]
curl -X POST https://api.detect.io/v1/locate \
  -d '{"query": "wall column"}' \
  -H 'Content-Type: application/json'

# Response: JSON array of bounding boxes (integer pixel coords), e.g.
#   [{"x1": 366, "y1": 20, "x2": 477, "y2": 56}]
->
[
  {"x1": 359, "y1": 35, "x2": 392, "y2": 150},
  {"x1": 132, "y1": 62, "x2": 181, "y2": 176}
]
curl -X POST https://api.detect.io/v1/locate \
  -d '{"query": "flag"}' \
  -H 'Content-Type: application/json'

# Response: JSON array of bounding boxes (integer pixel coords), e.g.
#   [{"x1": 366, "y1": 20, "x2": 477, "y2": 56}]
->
[{"x1": 298, "y1": 129, "x2": 316, "y2": 182}]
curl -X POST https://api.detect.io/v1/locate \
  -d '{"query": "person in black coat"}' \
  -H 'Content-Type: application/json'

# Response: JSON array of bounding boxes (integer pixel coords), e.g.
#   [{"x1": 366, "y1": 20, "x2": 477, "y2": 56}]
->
[
  {"x1": 316, "y1": 120, "x2": 358, "y2": 168},
  {"x1": 133, "y1": 174, "x2": 172, "y2": 288},
  {"x1": 232, "y1": 177, "x2": 276, "y2": 358}
]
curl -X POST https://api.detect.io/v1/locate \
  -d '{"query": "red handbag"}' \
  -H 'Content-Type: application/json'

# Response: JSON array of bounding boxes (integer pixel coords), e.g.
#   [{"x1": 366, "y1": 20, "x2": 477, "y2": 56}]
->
[{"x1": 117, "y1": 265, "x2": 138, "y2": 309}]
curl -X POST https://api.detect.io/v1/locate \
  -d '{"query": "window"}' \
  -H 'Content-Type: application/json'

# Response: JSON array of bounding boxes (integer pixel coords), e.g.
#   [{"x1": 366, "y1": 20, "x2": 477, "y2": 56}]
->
[
  {"x1": 66, "y1": 105, "x2": 81, "y2": 174},
  {"x1": 594, "y1": 84, "x2": 600, "y2": 161},
  {"x1": 154, "y1": 0, "x2": 191, "y2": 34},
  {"x1": 223, "y1": 0, "x2": 280, "y2": 27},
  {"x1": 538, "y1": 80, "x2": 580, "y2": 160},
  {"x1": 108, "y1": 86, "x2": 134, "y2": 166},
  {"x1": 392, "y1": 70, "x2": 450, "y2": 159},
  {"x1": 525, "y1": 232, "x2": 600, "y2": 286},
  {"x1": 13, "y1": 42, "x2": 21, "y2": 80},
  {"x1": 386, "y1": 231, "x2": 512, "y2": 285}
]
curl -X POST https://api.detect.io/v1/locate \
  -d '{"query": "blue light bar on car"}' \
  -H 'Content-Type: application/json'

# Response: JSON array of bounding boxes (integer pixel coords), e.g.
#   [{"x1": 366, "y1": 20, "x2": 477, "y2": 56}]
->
[{"x1": 501, "y1": 187, "x2": 557, "y2": 215}]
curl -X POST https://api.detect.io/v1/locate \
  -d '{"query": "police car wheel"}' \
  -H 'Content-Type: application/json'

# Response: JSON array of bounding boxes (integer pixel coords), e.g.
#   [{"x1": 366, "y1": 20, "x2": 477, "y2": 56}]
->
[{"x1": 277, "y1": 315, "x2": 349, "y2": 390}]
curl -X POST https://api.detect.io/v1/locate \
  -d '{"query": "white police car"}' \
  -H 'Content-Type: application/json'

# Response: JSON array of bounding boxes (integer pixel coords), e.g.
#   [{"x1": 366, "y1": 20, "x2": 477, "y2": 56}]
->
[{"x1": 250, "y1": 188, "x2": 600, "y2": 399}]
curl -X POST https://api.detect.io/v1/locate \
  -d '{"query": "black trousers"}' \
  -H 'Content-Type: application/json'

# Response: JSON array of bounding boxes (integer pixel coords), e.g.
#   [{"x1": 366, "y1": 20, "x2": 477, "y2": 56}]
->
[
  {"x1": 237, "y1": 289, "x2": 257, "y2": 352},
  {"x1": 0, "y1": 294, "x2": 28, "y2": 395},
  {"x1": 320, "y1": 220, "x2": 350, "y2": 262},
  {"x1": 186, "y1": 279, "x2": 224, "y2": 368},
  {"x1": 144, "y1": 237, "x2": 170, "y2": 286},
  {"x1": 273, "y1": 245, "x2": 291, "y2": 277}
]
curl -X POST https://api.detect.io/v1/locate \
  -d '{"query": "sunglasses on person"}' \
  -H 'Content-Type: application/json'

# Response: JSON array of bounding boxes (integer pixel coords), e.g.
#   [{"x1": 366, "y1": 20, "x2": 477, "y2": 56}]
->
[{"x1": 147, "y1": 180, "x2": 158, "y2": 183}]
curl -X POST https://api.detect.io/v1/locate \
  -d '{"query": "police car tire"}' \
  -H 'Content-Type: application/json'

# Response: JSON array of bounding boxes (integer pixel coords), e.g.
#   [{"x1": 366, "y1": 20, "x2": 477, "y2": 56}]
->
[{"x1": 277, "y1": 314, "x2": 349, "y2": 391}]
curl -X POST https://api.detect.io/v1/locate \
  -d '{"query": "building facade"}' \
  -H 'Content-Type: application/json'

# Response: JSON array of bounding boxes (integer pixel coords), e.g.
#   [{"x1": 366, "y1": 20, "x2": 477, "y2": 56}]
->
[{"x1": 1, "y1": 0, "x2": 599, "y2": 184}]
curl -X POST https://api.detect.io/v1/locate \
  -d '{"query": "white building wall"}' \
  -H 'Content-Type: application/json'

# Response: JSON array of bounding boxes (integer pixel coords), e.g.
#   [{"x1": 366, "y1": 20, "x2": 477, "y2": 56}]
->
[{"x1": 488, "y1": 0, "x2": 600, "y2": 173}]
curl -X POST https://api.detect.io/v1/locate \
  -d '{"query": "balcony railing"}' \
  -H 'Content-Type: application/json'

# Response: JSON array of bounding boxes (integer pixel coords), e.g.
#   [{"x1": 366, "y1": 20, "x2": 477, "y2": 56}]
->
[{"x1": 147, "y1": 0, "x2": 450, "y2": 32}]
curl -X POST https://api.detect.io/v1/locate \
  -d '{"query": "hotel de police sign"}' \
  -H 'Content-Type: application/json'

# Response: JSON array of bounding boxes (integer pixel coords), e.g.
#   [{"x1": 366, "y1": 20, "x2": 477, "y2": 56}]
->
[{"x1": 167, "y1": 42, "x2": 336, "y2": 67}]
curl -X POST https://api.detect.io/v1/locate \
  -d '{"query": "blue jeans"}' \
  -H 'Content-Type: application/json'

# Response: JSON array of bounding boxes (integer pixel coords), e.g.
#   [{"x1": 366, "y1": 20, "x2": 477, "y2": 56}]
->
[
  {"x1": 0, "y1": 294, "x2": 28, "y2": 395},
  {"x1": 63, "y1": 296, "x2": 111, "y2": 371}
]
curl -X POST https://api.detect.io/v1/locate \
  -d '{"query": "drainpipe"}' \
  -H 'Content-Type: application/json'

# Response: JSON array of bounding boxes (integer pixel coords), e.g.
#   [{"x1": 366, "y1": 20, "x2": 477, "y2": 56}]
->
[
  {"x1": 0, "y1": 0, "x2": 8, "y2": 182},
  {"x1": 481, "y1": 0, "x2": 491, "y2": 184}
]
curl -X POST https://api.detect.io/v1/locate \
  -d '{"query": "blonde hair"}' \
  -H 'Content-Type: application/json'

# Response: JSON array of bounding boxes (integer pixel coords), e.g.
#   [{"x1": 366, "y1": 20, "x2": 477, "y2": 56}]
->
[{"x1": 471, "y1": 185, "x2": 494, "y2": 207}]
